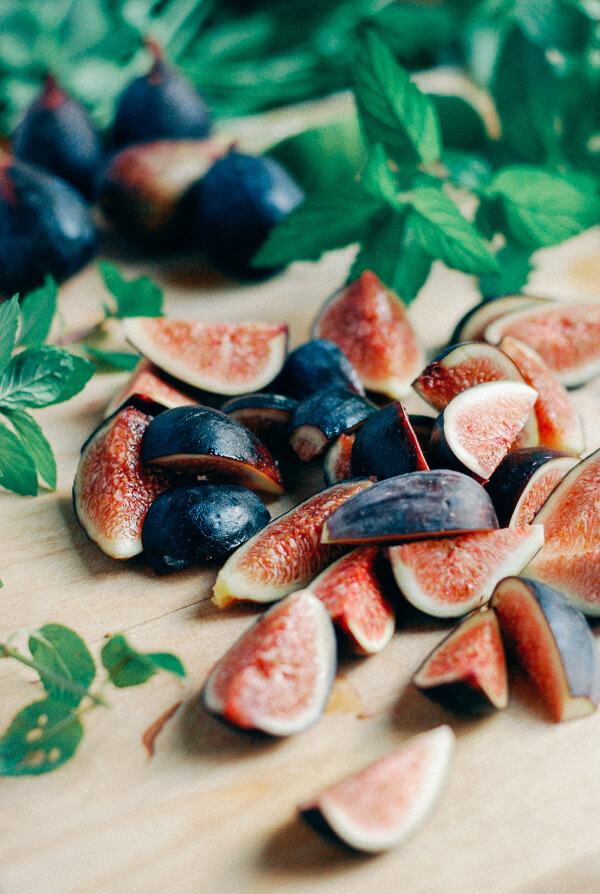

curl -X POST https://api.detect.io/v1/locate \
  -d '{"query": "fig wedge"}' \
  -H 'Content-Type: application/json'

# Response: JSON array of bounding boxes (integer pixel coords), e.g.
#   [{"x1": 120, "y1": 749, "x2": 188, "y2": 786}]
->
[
  {"x1": 270, "y1": 338, "x2": 364, "y2": 401},
  {"x1": 221, "y1": 392, "x2": 298, "y2": 454},
  {"x1": 104, "y1": 358, "x2": 199, "y2": 418},
  {"x1": 323, "y1": 433, "x2": 355, "y2": 486},
  {"x1": 140, "y1": 405, "x2": 284, "y2": 495},
  {"x1": 492, "y1": 577, "x2": 600, "y2": 721},
  {"x1": 428, "y1": 380, "x2": 538, "y2": 481},
  {"x1": 306, "y1": 547, "x2": 396, "y2": 654},
  {"x1": 288, "y1": 388, "x2": 376, "y2": 461},
  {"x1": 450, "y1": 294, "x2": 552, "y2": 344},
  {"x1": 388, "y1": 525, "x2": 544, "y2": 618},
  {"x1": 203, "y1": 590, "x2": 336, "y2": 736},
  {"x1": 322, "y1": 470, "x2": 498, "y2": 545},
  {"x1": 413, "y1": 609, "x2": 508, "y2": 712},
  {"x1": 300, "y1": 725, "x2": 455, "y2": 852},
  {"x1": 350, "y1": 400, "x2": 429, "y2": 479},
  {"x1": 212, "y1": 478, "x2": 373, "y2": 608}
]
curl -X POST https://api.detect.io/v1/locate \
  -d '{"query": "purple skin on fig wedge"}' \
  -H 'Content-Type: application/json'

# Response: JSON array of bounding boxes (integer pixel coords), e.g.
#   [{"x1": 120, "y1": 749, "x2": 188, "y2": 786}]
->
[
  {"x1": 288, "y1": 387, "x2": 376, "y2": 461},
  {"x1": 350, "y1": 400, "x2": 429, "y2": 479},
  {"x1": 270, "y1": 338, "x2": 365, "y2": 401},
  {"x1": 221, "y1": 393, "x2": 298, "y2": 454}
]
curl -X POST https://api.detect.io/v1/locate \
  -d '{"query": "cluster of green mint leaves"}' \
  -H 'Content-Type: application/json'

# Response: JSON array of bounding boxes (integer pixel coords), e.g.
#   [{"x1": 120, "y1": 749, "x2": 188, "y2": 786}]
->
[
  {"x1": 254, "y1": 30, "x2": 600, "y2": 305},
  {"x1": 0, "y1": 624, "x2": 185, "y2": 775}
]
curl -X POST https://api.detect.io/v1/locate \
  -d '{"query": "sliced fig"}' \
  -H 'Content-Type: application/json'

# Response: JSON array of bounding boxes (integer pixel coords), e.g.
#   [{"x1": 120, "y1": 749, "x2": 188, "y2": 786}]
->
[
  {"x1": 270, "y1": 338, "x2": 365, "y2": 401},
  {"x1": 140, "y1": 405, "x2": 284, "y2": 495},
  {"x1": 450, "y1": 294, "x2": 552, "y2": 344},
  {"x1": 350, "y1": 400, "x2": 429, "y2": 480},
  {"x1": 202, "y1": 589, "x2": 337, "y2": 736},
  {"x1": 104, "y1": 358, "x2": 199, "y2": 418},
  {"x1": 123, "y1": 317, "x2": 288, "y2": 396},
  {"x1": 499, "y1": 335, "x2": 584, "y2": 455},
  {"x1": 300, "y1": 725, "x2": 455, "y2": 852},
  {"x1": 313, "y1": 270, "x2": 425, "y2": 400},
  {"x1": 288, "y1": 388, "x2": 376, "y2": 461},
  {"x1": 322, "y1": 470, "x2": 498, "y2": 546},
  {"x1": 484, "y1": 300, "x2": 600, "y2": 387},
  {"x1": 408, "y1": 414, "x2": 436, "y2": 456},
  {"x1": 221, "y1": 392, "x2": 298, "y2": 453},
  {"x1": 141, "y1": 483, "x2": 270, "y2": 573},
  {"x1": 212, "y1": 478, "x2": 373, "y2": 608},
  {"x1": 323, "y1": 433, "x2": 355, "y2": 486},
  {"x1": 73, "y1": 404, "x2": 169, "y2": 559},
  {"x1": 492, "y1": 576, "x2": 600, "y2": 721},
  {"x1": 428, "y1": 381, "x2": 538, "y2": 481},
  {"x1": 484, "y1": 447, "x2": 579, "y2": 528},
  {"x1": 388, "y1": 525, "x2": 544, "y2": 618},
  {"x1": 306, "y1": 547, "x2": 395, "y2": 654},
  {"x1": 412, "y1": 609, "x2": 509, "y2": 712}
]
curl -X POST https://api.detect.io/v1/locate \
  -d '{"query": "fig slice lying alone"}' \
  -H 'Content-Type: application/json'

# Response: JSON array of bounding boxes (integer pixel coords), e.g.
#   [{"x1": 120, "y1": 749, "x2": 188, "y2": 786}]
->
[
  {"x1": 123, "y1": 317, "x2": 288, "y2": 395},
  {"x1": 202, "y1": 590, "x2": 337, "y2": 736},
  {"x1": 412, "y1": 609, "x2": 508, "y2": 713},
  {"x1": 388, "y1": 525, "x2": 544, "y2": 618},
  {"x1": 300, "y1": 725, "x2": 455, "y2": 852},
  {"x1": 212, "y1": 478, "x2": 373, "y2": 608},
  {"x1": 492, "y1": 577, "x2": 600, "y2": 722}
]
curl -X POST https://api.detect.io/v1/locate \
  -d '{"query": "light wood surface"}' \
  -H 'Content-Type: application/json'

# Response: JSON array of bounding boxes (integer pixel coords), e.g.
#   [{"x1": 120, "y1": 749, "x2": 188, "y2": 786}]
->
[{"x1": 3, "y1": 223, "x2": 600, "y2": 894}]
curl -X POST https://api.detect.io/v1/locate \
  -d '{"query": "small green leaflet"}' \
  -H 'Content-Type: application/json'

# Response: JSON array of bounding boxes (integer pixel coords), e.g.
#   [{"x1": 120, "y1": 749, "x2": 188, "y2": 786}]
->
[
  {"x1": 0, "y1": 346, "x2": 95, "y2": 409},
  {"x1": 98, "y1": 261, "x2": 164, "y2": 319},
  {"x1": 0, "y1": 699, "x2": 84, "y2": 776},
  {"x1": 0, "y1": 295, "x2": 20, "y2": 371},
  {"x1": 17, "y1": 276, "x2": 58, "y2": 348},
  {"x1": 84, "y1": 347, "x2": 141, "y2": 372},
  {"x1": 101, "y1": 634, "x2": 186, "y2": 689},
  {"x1": 0, "y1": 424, "x2": 38, "y2": 496},
  {"x1": 28, "y1": 625, "x2": 96, "y2": 708},
  {"x1": 479, "y1": 243, "x2": 533, "y2": 299},
  {"x1": 3, "y1": 409, "x2": 57, "y2": 490}
]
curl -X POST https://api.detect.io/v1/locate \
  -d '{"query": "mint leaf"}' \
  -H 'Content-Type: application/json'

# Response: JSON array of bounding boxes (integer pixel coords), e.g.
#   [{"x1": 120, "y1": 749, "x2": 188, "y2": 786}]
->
[
  {"x1": 84, "y1": 347, "x2": 140, "y2": 372},
  {"x1": 145, "y1": 652, "x2": 186, "y2": 678},
  {"x1": 353, "y1": 30, "x2": 442, "y2": 166},
  {"x1": 101, "y1": 634, "x2": 185, "y2": 688},
  {"x1": 253, "y1": 182, "x2": 383, "y2": 267},
  {"x1": 487, "y1": 167, "x2": 600, "y2": 250},
  {"x1": 0, "y1": 347, "x2": 95, "y2": 409},
  {"x1": 0, "y1": 422, "x2": 38, "y2": 495},
  {"x1": 0, "y1": 699, "x2": 83, "y2": 775},
  {"x1": 479, "y1": 243, "x2": 533, "y2": 299},
  {"x1": 361, "y1": 142, "x2": 406, "y2": 208},
  {"x1": 408, "y1": 186, "x2": 500, "y2": 276},
  {"x1": 54, "y1": 353, "x2": 96, "y2": 404},
  {"x1": 28, "y1": 625, "x2": 96, "y2": 707},
  {"x1": 98, "y1": 261, "x2": 163, "y2": 318},
  {"x1": 0, "y1": 295, "x2": 20, "y2": 372},
  {"x1": 4, "y1": 408, "x2": 57, "y2": 490},
  {"x1": 17, "y1": 275, "x2": 58, "y2": 348}
]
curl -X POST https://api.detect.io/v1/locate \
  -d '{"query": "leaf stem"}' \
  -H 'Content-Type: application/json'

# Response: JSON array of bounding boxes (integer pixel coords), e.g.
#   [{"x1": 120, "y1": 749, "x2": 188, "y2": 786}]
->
[{"x1": 0, "y1": 644, "x2": 109, "y2": 707}]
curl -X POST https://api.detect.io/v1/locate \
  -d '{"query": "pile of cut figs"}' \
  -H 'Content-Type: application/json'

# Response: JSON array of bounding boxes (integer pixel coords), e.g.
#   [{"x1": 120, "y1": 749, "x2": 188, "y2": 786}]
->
[{"x1": 73, "y1": 270, "x2": 600, "y2": 852}]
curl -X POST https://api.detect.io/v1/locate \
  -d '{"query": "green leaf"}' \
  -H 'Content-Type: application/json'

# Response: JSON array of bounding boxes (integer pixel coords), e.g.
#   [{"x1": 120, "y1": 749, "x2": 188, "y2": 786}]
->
[
  {"x1": 408, "y1": 187, "x2": 500, "y2": 276},
  {"x1": 0, "y1": 346, "x2": 74, "y2": 409},
  {"x1": 443, "y1": 151, "x2": 492, "y2": 192},
  {"x1": 0, "y1": 294, "x2": 20, "y2": 372},
  {"x1": 514, "y1": 0, "x2": 592, "y2": 53},
  {"x1": 28, "y1": 625, "x2": 96, "y2": 707},
  {"x1": 0, "y1": 421, "x2": 38, "y2": 496},
  {"x1": 487, "y1": 166, "x2": 600, "y2": 250},
  {"x1": 101, "y1": 634, "x2": 185, "y2": 688},
  {"x1": 361, "y1": 142, "x2": 406, "y2": 208},
  {"x1": 146, "y1": 652, "x2": 186, "y2": 678},
  {"x1": 353, "y1": 30, "x2": 442, "y2": 166},
  {"x1": 252, "y1": 181, "x2": 384, "y2": 268},
  {"x1": 479, "y1": 243, "x2": 533, "y2": 299},
  {"x1": 17, "y1": 275, "x2": 58, "y2": 348},
  {"x1": 0, "y1": 699, "x2": 84, "y2": 775},
  {"x1": 3, "y1": 408, "x2": 56, "y2": 490},
  {"x1": 55, "y1": 353, "x2": 96, "y2": 404},
  {"x1": 84, "y1": 347, "x2": 141, "y2": 372},
  {"x1": 98, "y1": 261, "x2": 164, "y2": 319}
]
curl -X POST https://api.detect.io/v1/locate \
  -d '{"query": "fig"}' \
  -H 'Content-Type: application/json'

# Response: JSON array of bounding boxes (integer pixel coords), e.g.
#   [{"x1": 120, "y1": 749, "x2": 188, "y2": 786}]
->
[
  {"x1": 221, "y1": 393, "x2": 298, "y2": 453},
  {"x1": 202, "y1": 590, "x2": 337, "y2": 736},
  {"x1": 350, "y1": 400, "x2": 429, "y2": 480},
  {"x1": 492, "y1": 576, "x2": 600, "y2": 721},
  {"x1": 450, "y1": 294, "x2": 552, "y2": 344},
  {"x1": 104, "y1": 358, "x2": 199, "y2": 419},
  {"x1": 270, "y1": 338, "x2": 365, "y2": 401},
  {"x1": 73, "y1": 403, "x2": 169, "y2": 559},
  {"x1": 484, "y1": 300, "x2": 600, "y2": 387},
  {"x1": 387, "y1": 524, "x2": 544, "y2": 618},
  {"x1": 288, "y1": 388, "x2": 376, "y2": 461},
  {"x1": 428, "y1": 381, "x2": 538, "y2": 481},
  {"x1": 140, "y1": 405, "x2": 284, "y2": 495},
  {"x1": 123, "y1": 317, "x2": 288, "y2": 396},
  {"x1": 141, "y1": 483, "x2": 270, "y2": 573},
  {"x1": 321, "y1": 470, "x2": 499, "y2": 546},
  {"x1": 312, "y1": 270, "x2": 425, "y2": 400},
  {"x1": 0, "y1": 157, "x2": 98, "y2": 295},
  {"x1": 408, "y1": 414, "x2": 436, "y2": 456},
  {"x1": 300, "y1": 725, "x2": 455, "y2": 852},
  {"x1": 484, "y1": 447, "x2": 579, "y2": 528},
  {"x1": 183, "y1": 149, "x2": 304, "y2": 281},
  {"x1": 499, "y1": 335, "x2": 584, "y2": 455},
  {"x1": 412, "y1": 609, "x2": 509, "y2": 712},
  {"x1": 212, "y1": 478, "x2": 373, "y2": 608},
  {"x1": 306, "y1": 547, "x2": 396, "y2": 654},
  {"x1": 12, "y1": 74, "x2": 104, "y2": 198},
  {"x1": 112, "y1": 40, "x2": 211, "y2": 148},
  {"x1": 323, "y1": 433, "x2": 355, "y2": 486}
]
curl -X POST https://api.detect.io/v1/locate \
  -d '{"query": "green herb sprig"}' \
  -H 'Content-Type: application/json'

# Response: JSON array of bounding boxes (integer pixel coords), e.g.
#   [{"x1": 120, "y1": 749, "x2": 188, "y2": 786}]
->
[{"x1": 0, "y1": 624, "x2": 185, "y2": 775}]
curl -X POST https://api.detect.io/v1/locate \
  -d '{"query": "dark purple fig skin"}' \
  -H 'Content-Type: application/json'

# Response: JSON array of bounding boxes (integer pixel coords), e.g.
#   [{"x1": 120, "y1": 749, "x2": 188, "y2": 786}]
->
[
  {"x1": 112, "y1": 40, "x2": 211, "y2": 148},
  {"x1": 141, "y1": 482, "x2": 270, "y2": 573},
  {"x1": 322, "y1": 470, "x2": 498, "y2": 545},
  {"x1": 271, "y1": 338, "x2": 365, "y2": 401},
  {"x1": 289, "y1": 388, "x2": 376, "y2": 461},
  {"x1": 350, "y1": 401, "x2": 429, "y2": 479},
  {"x1": 139, "y1": 404, "x2": 284, "y2": 494},
  {"x1": 0, "y1": 158, "x2": 98, "y2": 295},
  {"x1": 408, "y1": 414, "x2": 436, "y2": 453},
  {"x1": 221, "y1": 392, "x2": 298, "y2": 453},
  {"x1": 12, "y1": 75, "x2": 104, "y2": 198}
]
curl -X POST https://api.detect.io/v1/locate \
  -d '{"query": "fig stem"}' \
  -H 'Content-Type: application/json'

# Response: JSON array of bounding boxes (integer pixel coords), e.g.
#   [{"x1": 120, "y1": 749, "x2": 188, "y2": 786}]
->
[{"x1": 0, "y1": 643, "x2": 109, "y2": 707}]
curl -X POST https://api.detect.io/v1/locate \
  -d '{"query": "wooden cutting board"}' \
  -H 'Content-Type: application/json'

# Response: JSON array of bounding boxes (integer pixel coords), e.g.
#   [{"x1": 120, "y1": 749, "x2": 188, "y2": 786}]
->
[{"x1": 2, "y1": 225, "x2": 600, "y2": 894}]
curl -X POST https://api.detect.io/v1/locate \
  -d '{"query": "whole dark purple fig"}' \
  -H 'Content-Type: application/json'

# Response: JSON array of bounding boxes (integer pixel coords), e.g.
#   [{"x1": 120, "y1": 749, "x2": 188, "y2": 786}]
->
[
  {"x1": 0, "y1": 158, "x2": 98, "y2": 296},
  {"x1": 112, "y1": 40, "x2": 211, "y2": 148},
  {"x1": 12, "y1": 75, "x2": 104, "y2": 198}
]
